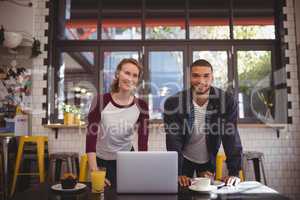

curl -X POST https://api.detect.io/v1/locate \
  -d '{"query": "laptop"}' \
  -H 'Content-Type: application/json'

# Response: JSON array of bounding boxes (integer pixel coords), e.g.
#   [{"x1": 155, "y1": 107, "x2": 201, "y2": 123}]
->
[{"x1": 117, "y1": 151, "x2": 178, "y2": 194}]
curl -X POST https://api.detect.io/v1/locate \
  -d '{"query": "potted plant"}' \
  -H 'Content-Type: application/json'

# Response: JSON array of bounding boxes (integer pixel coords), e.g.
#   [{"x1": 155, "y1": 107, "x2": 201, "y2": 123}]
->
[
  {"x1": 257, "y1": 88, "x2": 274, "y2": 122},
  {"x1": 73, "y1": 107, "x2": 82, "y2": 125}
]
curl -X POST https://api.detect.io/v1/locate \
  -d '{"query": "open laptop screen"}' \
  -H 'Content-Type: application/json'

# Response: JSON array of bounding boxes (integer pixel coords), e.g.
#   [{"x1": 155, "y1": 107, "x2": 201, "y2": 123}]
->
[{"x1": 117, "y1": 151, "x2": 178, "y2": 193}]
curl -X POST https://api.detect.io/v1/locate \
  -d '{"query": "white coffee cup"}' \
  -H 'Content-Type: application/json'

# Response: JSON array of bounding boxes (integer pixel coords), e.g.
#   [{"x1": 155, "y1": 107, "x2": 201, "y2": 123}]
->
[{"x1": 194, "y1": 177, "x2": 211, "y2": 189}]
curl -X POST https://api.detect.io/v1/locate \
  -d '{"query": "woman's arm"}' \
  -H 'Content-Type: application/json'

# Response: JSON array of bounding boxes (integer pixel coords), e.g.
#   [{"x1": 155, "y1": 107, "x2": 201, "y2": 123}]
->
[
  {"x1": 86, "y1": 94, "x2": 101, "y2": 170},
  {"x1": 136, "y1": 99, "x2": 149, "y2": 151},
  {"x1": 87, "y1": 152, "x2": 98, "y2": 171}
]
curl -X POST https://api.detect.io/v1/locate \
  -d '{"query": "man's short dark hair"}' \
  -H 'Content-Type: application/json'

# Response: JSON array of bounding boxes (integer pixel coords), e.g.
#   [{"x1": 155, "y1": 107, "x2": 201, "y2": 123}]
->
[{"x1": 190, "y1": 59, "x2": 213, "y2": 71}]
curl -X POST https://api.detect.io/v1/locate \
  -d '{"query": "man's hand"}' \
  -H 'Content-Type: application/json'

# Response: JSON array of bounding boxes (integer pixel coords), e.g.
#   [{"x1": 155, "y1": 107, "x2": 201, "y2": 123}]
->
[
  {"x1": 198, "y1": 171, "x2": 214, "y2": 178},
  {"x1": 178, "y1": 176, "x2": 191, "y2": 187},
  {"x1": 222, "y1": 176, "x2": 240, "y2": 186}
]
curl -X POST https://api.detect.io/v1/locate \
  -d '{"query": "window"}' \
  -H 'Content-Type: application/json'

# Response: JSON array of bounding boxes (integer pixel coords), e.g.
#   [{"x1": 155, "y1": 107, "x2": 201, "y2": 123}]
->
[
  {"x1": 55, "y1": 50, "x2": 97, "y2": 122},
  {"x1": 233, "y1": 0, "x2": 275, "y2": 39},
  {"x1": 57, "y1": 0, "x2": 98, "y2": 40},
  {"x1": 237, "y1": 50, "x2": 272, "y2": 120},
  {"x1": 49, "y1": 0, "x2": 286, "y2": 124},
  {"x1": 145, "y1": 0, "x2": 186, "y2": 40},
  {"x1": 145, "y1": 14, "x2": 186, "y2": 40},
  {"x1": 102, "y1": 14, "x2": 142, "y2": 40},
  {"x1": 237, "y1": 49, "x2": 287, "y2": 123},
  {"x1": 189, "y1": 0, "x2": 230, "y2": 39},
  {"x1": 101, "y1": 0, "x2": 142, "y2": 40},
  {"x1": 148, "y1": 50, "x2": 184, "y2": 119}
]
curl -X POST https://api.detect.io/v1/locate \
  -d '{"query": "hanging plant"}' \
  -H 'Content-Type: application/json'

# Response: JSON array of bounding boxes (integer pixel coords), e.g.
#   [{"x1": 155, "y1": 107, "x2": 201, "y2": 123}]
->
[
  {"x1": 31, "y1": 38, "x2": 42, "y2": 58},
  {"x1": 0, "y1": 25, "x2": 4, "y2": 45}
]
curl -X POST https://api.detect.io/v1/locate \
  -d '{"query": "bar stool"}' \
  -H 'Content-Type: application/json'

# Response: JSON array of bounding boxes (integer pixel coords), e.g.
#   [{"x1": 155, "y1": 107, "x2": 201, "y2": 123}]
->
[
  {"x1": 48, "y1": 152, "x2": 79, "y2": 183},
  {"x1": 1, "y1": 134, "x2": 16, "y2": 200},
  {"x1": 0, "y1": 153, "x2": 3, "y2": 198},
  {"x1": 243, "y1": 151, "x2": 267, "y2": 185},
  {"x1": 10, "y1": 136, "x2": 48, "y2": 197},
  {"x1": 79, "y1": 154, "x2": 88, "y2": 182},
  {"x1": 215, "y1": 153, "x2": 245, "y2": 181}
]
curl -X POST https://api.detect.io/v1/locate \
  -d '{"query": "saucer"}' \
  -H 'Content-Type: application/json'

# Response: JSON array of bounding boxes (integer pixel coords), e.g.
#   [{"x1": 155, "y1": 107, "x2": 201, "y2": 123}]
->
[
  {"x1": 212, "y1": 180, "x2": 225, "y2": 188},
  {"x1": 189, "y1": 185, "x2": 218, "y2": 193},
  {"x1": 51, "y1": 183, "x2": 86, "y2": 192},
  {"x1": 191, "y1": 178, "x2": 225, "y2": 188}
]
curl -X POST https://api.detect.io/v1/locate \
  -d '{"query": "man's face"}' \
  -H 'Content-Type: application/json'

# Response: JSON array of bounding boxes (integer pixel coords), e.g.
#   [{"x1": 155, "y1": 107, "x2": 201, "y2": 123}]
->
[{"x1": 190, "y1": 66, "x2": 213, "y2": 95}]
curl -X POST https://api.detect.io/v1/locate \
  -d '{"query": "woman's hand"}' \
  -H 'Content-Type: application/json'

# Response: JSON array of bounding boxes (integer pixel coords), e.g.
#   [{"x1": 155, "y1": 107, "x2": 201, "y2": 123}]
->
[
  {"x1": 90, "y1": 167, "x2": 111, "y2": 187},
  {"x1": 105, "y1": 179, "x2": 111, "y2": 187}
]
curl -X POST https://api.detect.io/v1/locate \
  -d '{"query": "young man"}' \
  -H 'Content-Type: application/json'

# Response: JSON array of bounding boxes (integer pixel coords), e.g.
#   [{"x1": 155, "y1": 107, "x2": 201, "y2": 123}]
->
[{"x1": 163, "y1": 59, "x2": 243, "y2": 187}]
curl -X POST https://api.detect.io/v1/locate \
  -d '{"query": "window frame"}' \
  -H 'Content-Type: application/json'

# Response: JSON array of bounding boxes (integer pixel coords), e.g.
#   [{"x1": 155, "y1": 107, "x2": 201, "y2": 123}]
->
[
  {"x1": 234, "y1": 44, "x2": 276, "y2": 123},
  {"x1": 48, "y1": 0, "x2": 286, "y2": 124},
  {"x1": 51, "y1": 46, "x2": 98, "y2": 124}
]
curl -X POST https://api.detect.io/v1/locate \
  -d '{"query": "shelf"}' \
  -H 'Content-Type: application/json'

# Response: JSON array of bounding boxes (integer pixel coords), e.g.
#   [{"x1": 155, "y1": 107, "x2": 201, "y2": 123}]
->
[
  {"x1": 44, "y1": 123, "x2": 86, "y2": 139},
  {"x1": 149, "y1": 122, "x2": 286, "y2": 138},
  {"x1": 149, "y1": 121, "x2": 286, "y2": 129},
  {"x1": 44, "y1": 122, "x2": 287, "y2": 139},
  {"x1": 44, "y1": 123, "x2": 86, "y2": 129},
  {"x1": 237, "y1": 123, "x2": 286, "y2": 129}
]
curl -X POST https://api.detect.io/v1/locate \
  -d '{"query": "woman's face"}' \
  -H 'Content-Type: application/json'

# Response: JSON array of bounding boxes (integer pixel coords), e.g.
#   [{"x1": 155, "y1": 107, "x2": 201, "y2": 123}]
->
[{"x1": 117, "y1": 63, "x2": 140, "y2": 92}]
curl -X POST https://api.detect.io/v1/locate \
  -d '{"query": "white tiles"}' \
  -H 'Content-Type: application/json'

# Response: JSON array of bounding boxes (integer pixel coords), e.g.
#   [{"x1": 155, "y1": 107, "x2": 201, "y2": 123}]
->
[
  {"x1": 47, "y1": 128, "x2": 86, "y2": 156},
  {"x1": 28, "y1": 0, "x2": 49, "y2": 135}
]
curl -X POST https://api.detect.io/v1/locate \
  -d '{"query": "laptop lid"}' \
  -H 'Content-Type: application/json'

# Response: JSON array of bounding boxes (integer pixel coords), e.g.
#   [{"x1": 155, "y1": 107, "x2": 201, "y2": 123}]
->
[{"x1": 117, "y1": 151, "x2": 178, "y2": 194}]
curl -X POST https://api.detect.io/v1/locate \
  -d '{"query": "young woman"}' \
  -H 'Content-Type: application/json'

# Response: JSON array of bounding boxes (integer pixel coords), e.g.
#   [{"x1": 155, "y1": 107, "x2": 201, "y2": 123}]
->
[{"x1": 86, "y1": 58, "x2": 149, "y2": 186}]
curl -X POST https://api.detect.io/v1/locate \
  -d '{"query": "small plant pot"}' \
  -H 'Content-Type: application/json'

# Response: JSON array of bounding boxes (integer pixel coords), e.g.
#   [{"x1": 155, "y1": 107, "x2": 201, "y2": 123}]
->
[
  {"x1": 64, "y1": 112, "x2": 74, "y2": 125},
  {"x1": 74, "y1": 114, "x2": 81, "y2": 125}
]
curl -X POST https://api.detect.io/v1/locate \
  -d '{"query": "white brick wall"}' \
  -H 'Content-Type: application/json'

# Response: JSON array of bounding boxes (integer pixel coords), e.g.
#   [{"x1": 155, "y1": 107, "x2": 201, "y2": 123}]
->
[
  {"x1": 47, "y1": 128, "x2": 86, "y2": 156},
  {"x1": 27, "y1": 0, "x2": 300, "y2": 199},
  {"x1": 30, "y1": 0, "x2": 49, "y2": 135}
]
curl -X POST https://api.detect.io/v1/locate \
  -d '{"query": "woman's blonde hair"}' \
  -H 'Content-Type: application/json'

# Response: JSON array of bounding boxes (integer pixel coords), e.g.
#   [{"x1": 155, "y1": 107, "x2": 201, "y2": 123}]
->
[{"x1": 110, "y1": 58, "x2": 143, "y2": 93}]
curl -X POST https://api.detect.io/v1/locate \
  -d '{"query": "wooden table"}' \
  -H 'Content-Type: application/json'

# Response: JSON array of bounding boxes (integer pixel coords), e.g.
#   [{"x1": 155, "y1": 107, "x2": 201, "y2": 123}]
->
[{"x1": 10, "y1": 182, "x2": 290, "y2": 200}]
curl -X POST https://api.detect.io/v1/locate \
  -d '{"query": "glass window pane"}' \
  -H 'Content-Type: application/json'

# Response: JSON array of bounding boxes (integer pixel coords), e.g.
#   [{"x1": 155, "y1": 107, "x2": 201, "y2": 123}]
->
[
  {"x1": 237, "y1": 51, "x2": 273, "y2": 121},
  {"x1": 273, "y1": 68, "x2": 287, "y2": 123},
  {"x1": 102, "y1": 14, "x2": 142, "y2": 40},
  {"x1": 189, "y1": 0, "x2": 230, "y2": 39},
  {"x1": 146, "y1": 14, "x2": 185, "y2": 39},
  {"x1": 233, "y1": 0, "x2": 275, "y2": 39},
  {"x1": 102, "y1": 0, "x2": 141, "y2": 10},
  {"x1": 101, "y1": 0, "x2": 142, "y2": 40},
  {"x1": 58, "y1": 0, "x2": 98, "y2": 40},
  {"x1": 103, "y1": 51, "x2": 139, "y2": 93},
  {"x1": 193, "y1": 51, "x2": 228, "y2": 89},
  {"x1": 149, "y1": 51, "x2": 183, "y2": 119},
  {"x1": 145, "y1": 0, "x2": 185, "y2": 10},
  {"x1": 58, "y1": 51, "x2": 96, "y2": 122}
]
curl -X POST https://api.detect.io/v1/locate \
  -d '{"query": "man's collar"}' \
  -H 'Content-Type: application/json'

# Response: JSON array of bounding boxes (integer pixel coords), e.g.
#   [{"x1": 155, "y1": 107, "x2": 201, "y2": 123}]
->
[{"x1": 188, "y1": 87, "x2": 218, "y2": 99}]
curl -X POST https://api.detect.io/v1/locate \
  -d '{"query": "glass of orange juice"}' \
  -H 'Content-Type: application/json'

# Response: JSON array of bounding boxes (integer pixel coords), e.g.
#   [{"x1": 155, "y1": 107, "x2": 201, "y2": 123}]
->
[{"x1": 91, "y1": 167, "x2": 106, "y2": 193}]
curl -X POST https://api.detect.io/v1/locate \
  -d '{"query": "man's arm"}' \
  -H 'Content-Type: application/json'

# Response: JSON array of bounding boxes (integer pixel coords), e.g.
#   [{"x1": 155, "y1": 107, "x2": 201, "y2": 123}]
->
[{"x1": 221, "y1": 94, "x2": 243, "y2": 177}]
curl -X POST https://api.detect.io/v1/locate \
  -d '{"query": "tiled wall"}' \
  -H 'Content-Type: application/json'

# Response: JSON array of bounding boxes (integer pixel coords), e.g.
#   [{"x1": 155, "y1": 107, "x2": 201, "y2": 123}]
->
[
  {"x1": 30, "y1": 0, "x2": 51, "y2": 136},
  {"x1": 47, "y1": 128, "x2": 86, "y2": 155},
  {"x1": 27, "y1": 0, "x2": 300, "y2": 199}
]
